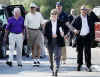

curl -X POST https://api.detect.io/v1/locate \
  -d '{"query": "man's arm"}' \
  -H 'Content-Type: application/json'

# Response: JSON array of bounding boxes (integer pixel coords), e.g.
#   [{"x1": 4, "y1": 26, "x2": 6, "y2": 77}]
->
[
  {"x1": 65, "y1": 22, "x2": 79, "y2": 35},
  {"x1": 3, "y1": 30, "x2": 9, "y2": 42}
]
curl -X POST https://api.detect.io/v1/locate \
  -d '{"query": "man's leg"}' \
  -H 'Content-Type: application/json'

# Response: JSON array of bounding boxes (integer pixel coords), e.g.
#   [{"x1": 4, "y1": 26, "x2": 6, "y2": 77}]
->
[
  {"x1": 49, "y1": 52, "x2": 54, "y2": 76},
  {"x1": 40, "y1": 33, "x2": 46, "y2": 58},
  {"x1": 36, "y1": 44, "x2": 41, "y2": 65},
  {"x1": 35, "y1": 30, "x2": 42, "y2": 65},
  {"x1": 16, "y1": 34, "x2": 23, "y2": 67},
  {"x1": 7, "y1": 33, "x2": 15, "y2": 66},
  {"x1": 32, "y1": 45, "x2": 37, "y2": 66},
  {"x1": 61, "y1": 46, "x2": 67, "y2": 64},
  {"x1": 76, "y1": 38, "x2": 84, "y2": 71},
  {"x1": 54, "y1": 46, "x2": 61, "y2": 76},
  {"x1": 48, "y1": 45, "x2": 54, "y2": 76},
  {"x1": 32, "y1": 45, "x2": 35, "y2": 58},
  {"x1": 84, "y1": 39, "x2": 92, "y2": 72},
  {"x1": 49, "y1": 52, "x2": 54, "y2": 68}
]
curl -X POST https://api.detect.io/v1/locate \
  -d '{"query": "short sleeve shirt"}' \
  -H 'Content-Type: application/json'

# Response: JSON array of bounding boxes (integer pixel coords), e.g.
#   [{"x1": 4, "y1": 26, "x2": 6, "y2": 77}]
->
[
  {"x1": 24, "y1": 12, "x2": 44, "y2": 29},
  {"x1": 6, "y1": 16, "x2": 24, "y2": 34}
]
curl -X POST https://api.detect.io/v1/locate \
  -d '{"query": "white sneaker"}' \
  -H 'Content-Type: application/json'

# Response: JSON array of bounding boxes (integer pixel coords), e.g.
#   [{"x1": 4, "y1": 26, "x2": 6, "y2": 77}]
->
[
  {"x1": 33, "y1": 59, "x2": 37, "y2": 66},
  {"x1": 36, "y1": 59, "x2": 40, "y2": 67}
]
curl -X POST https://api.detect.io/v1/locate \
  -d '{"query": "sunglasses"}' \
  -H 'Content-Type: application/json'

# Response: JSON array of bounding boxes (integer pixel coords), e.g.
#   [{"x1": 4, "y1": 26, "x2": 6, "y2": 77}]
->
[
  {"x1": 81, "y1": 9, "x2": 87, "y2": 11},
  {"x1": 51, "y1": 13, "x2": 57, "y2": 15},
  {"x1": 31, "y1": 7, "x2": 36, "y2": 9}
]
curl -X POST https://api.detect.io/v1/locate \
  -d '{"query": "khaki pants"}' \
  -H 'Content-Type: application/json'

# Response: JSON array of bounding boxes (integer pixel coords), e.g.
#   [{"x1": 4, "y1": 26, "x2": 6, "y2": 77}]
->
[
  {"x1": 28, "y1": 29, "x2": 42, "y2": 56},
  {"x1": 61, "y1": 46, "x2": 67, "y2": 61}
]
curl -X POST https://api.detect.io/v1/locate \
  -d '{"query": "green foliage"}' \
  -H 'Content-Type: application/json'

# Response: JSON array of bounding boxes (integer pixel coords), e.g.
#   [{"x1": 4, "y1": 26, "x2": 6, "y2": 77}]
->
[
  {"x1": 72, "y1": 0, "x2": 100, "y2": 15},
  {"x1": 33, "y1": 0, "x2": 56, "y2": 18},
  {"x1": 87, "y1": 0, "x2": 100, "y2": 7},
  {"x1": 10, "y1": 0, "x2": 100, "y2": 18}
]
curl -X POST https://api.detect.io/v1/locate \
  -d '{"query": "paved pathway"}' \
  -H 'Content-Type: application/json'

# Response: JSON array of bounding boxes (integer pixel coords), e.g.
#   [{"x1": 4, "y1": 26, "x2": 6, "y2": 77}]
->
[{"x1": 0, "y1": 46, "x2": 100, "y2": 77}]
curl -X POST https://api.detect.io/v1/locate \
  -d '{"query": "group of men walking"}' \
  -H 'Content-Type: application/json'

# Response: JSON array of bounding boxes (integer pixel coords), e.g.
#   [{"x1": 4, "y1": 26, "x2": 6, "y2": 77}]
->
[{"x1": 2, "y1": 1, "x2": 100, "y2": 77}]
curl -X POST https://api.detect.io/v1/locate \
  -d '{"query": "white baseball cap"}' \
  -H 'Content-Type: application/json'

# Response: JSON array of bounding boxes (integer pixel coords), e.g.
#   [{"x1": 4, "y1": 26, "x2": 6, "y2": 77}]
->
[{"x1": 30, "y1": 3, "x2": 37, "y2": 8}]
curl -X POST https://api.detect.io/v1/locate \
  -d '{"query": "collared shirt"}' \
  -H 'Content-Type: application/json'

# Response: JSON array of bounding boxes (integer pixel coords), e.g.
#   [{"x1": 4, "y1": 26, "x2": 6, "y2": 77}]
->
[
  {"x1": 51, "y1": 20, "x2": 57, "y2": 35},
  {"x1": 6, "y1": 16, "x2": 24, "y2": 34},
  {"x1": 24, "y1": 12, "x2": 44, "y2": 29},
  {"x1": 80, "y1": 14, "x2": 90, "y2": 36}
]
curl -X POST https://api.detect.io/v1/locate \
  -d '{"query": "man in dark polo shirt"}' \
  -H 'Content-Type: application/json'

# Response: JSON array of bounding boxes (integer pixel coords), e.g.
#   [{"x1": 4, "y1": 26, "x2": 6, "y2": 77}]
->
[{"x1": 56, "y1": 1, "x2": 69, "y2": 64}]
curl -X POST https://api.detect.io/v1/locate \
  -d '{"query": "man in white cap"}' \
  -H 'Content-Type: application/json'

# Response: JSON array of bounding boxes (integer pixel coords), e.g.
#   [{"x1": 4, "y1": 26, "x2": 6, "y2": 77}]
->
[{"x1": 24, "y1": 2, "x2": 45, "y2": 67}]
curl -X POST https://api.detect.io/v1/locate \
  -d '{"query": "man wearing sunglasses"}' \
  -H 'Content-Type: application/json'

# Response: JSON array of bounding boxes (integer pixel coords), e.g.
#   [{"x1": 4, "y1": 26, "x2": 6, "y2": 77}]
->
[
  {"x1": 24, "y1": 3, "x2": 45, "y2": 67},
  {"x1": 45, "y1": 9, "x2": 69, "y2": 76},
  {"x1": 72, "y1": 5, "x2": 99, "y2": 72}
]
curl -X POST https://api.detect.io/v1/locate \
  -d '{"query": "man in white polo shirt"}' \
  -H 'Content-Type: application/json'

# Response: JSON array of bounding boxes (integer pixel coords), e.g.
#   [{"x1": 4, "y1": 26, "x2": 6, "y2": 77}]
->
[{"x1": 24, "y1": 2, "x2": 44, "y2": 66}]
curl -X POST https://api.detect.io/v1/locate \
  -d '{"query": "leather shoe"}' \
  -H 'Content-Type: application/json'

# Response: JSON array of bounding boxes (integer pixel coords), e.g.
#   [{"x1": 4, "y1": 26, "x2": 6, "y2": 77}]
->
[
  {"x1": 55, "y1": 69, "x2": 58, "y2": 76},
  {"x1": 18, "y1": 64, "x2": 22, "y2": 67},
  {"x1": 6, "y1": 61, "x2": 12, "y2": 67},
  {"x1": 77, "y1": 65, "x2": 81, "y2": 71},
  {"x1": 87, "y1": 67, "x2": 92, "y2": 72},
  {"x1": 52, "y1": 71, "x2": 55, "y2": 76},
  {"x1": 50, "y1": 66, "x2": 54, "y2": 76}
]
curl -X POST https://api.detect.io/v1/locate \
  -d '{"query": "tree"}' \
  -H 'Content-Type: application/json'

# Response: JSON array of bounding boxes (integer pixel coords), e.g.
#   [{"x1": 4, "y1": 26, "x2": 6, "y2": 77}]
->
[
  {"x1": 72, "y1": 0, "x2": 100, "y2": 15},
  {"x1": 10, "y1": 0, "x2": 100, "y2": 18}
]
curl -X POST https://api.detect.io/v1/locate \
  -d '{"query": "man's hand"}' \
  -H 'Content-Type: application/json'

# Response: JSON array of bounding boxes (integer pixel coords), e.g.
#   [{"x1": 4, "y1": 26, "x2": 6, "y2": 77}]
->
[
  {"x1": 60, "y1": 32, "x2": 64, "y2": 37},
  {"x1": 3, "y1": 30, "x2": 8, "y2": 43},
  {"x1": 64, "y1": 35, "x2": 68, "y2": 40},
  {"x1": 52, "y1": 34, "x2": 57, "y2": 38},
  {"x1": 25, "y1": 27, "x2": 29, "y2": 40},
  {"x1": 73, "y1": 29, "x2": 79, "y2": 35}
]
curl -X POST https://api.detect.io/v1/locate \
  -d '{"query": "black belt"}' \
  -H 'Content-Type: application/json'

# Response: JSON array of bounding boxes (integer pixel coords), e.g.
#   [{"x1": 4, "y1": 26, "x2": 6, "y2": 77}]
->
[
  {"x1": 28, "y1": 28, "x2": 40, "y2": 30},
  {"x1": 80, "y1": 33, "x2": 90, "y2": 38},
  {"x1": 11, "y1": 32, "x2": 22, "y2": 34}
]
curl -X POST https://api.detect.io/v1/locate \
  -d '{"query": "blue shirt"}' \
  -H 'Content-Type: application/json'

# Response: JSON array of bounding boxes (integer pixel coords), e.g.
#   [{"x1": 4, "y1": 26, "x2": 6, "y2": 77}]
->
[{"x1": 6, "y1": 16, "x2": 25, "y2": 34}]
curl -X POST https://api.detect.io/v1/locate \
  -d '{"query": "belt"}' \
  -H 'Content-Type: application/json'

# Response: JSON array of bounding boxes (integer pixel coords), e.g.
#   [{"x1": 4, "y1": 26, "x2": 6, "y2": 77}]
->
[
  {"x1": 80, "y1": 33, "x2": 90, "y2": 38},
  {"x1": 10, "y1": 32, "x2": 22, "y2": 34},
  {"x1": 28, "y1": 28, "x2": 40, "y2": 30}
]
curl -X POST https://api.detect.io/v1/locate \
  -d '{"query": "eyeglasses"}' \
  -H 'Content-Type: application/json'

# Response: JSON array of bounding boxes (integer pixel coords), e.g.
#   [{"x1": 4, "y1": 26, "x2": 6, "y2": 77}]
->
[{"x1": 51, "y1": 13, "x2": 57, "y2": 15}]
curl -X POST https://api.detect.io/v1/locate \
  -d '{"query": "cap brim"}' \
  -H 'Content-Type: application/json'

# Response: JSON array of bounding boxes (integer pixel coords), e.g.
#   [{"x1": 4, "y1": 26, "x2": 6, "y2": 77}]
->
[
  {"x1": 81, "y1": 8, "x2": 87, "y2": 10},
  {"x1": 56, "y1": 3, "x2": 62, "y2": 6}
]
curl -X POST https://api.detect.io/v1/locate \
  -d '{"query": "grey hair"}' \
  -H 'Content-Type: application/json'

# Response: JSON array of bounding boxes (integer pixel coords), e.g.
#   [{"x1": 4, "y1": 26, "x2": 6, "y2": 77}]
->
[{"x1": 13, "y1": 8, "x2": 21, "y2": 16}]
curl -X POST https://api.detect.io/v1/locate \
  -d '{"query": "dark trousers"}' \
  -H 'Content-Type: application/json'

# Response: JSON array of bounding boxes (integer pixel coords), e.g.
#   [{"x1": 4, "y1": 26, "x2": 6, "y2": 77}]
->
[
  {"x1": 76, "y1": 34, "x2": 91, "y2": 68},
  {"x1": 48, "y1": 38, "x2": 61, "y2": 69}
]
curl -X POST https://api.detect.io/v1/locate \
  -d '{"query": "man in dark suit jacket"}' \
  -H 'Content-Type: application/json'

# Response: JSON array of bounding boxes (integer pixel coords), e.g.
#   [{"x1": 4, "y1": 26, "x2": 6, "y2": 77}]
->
[
  {"x1": 72, "y1": 5, "x2": 99, "y2": 72},
  {"x1": 45, "y1": 9, "x2": 68, "y2": 76}
]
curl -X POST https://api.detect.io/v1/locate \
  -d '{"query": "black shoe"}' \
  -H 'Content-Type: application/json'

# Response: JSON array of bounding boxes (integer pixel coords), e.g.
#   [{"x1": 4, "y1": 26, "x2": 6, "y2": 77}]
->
[
  {"x1": 87, "y1": 67, "x2": 92, "y2": 72},
  {"x1": 6, "y1": 61, "x2": 12, "y2": 67},
  {"x1": 77, "y1": 65, "x2": 81, "y2": 71},
  {"x1": 26, "y1": 54, "x2": 29, "y2": 57},
  {"x1": 50, "y1": 66, "x2": 54, "y2": 76},
  {"x1": 37, "y1": 61, "x2": 40, "y2": 64},
  {"x1": 36, "y1": 61, "x2": 40, "y2": 67},
  {"x1": 55, "y1": 69, "x2": 58, "y2": 76},
  {"x1": 18, "y1": 64, "x2": 22, "y2": 67},
  {"x1": 33, "y1": 61, "x2": 37, "y2": 67},
  {"x1": 89, "y1": 68, "x2": 92, "y2": 72},
  {"x1": 52, "y1": 71, "x2": 55, "y2": 76}
]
